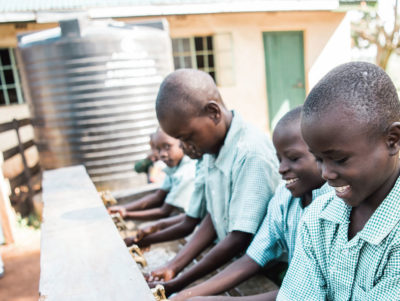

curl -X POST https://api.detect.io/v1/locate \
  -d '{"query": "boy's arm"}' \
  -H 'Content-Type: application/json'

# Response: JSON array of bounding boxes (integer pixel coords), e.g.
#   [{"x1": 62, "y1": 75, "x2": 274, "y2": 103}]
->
[
  {"x1": 156, "y1": 230, "x2": 253, "y2": 296},
  {"x1": 174, "y1": 187, "x2": 292, "y2": 299},
  {"x1": 125, "y1": 214, "x2": 187, "y2": 247},
  {"x1": 147, "y1": 214, "x2": 216, "y2": 282},
  {"x1": 123, "y1": 202, "x2": 175, "y2": 220},
  {"x1": 186, "y1": 290, "x2": 279, "y2": 301},
  {"x1": 148, "y1": 213, "x2": 186, "y2": 230},
  {"x1": 172, "y1": 254, "x2": 260, "y2": 300},
  {"x1": 108, "y1": 189, "x2": 167, "y2": 214},
  {"x1": 137, "y1": 215, "x2": 200, "y2": 247}
]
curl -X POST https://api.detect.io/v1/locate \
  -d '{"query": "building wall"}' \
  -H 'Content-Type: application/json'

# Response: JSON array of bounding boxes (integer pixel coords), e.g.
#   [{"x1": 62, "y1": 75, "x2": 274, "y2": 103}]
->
[
  {"x1": 162, "y1": 11, "x2": 351, "y2": 132},
  {"x1": 0, "y1": 22, "x2": 57, "y2": 48},
  {"x1": 0, "y1": 10, "x2": 350, "y2": 133}
]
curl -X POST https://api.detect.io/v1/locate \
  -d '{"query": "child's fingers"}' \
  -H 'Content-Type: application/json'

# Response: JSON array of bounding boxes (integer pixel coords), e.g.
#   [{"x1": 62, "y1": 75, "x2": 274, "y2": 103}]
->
[
  {"x1": 134, "y1": 230, "x2": 145, "y2": 242},
  {"x1": 123, "y1": 237, "x2": 134, "y2": 246},
  {"x1": 117, "y1": 208, "x2": 126, "y2": 217},
  {"x1": 143, "y1": 272, "x2": 151, "y2": 281},
  {"x1": 149, "y1": 275, "x2": 161, "y2": 281},
  {"x1": 147, "y1": 280, "x2": 164, "y2": 288},
  {"x1": 107, "y1": 207, "x2": 116, "y2": 213},
  {"x1": 148, "y1": 271, "x2": 164, "y2": 282}
]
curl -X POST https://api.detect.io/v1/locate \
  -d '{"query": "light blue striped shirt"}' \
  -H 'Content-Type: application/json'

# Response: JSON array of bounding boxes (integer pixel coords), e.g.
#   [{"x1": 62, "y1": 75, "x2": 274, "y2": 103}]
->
[
  {"x1": 160, "y1": 155, "x2": 196, "y2": 212},
  {"x1": 246, "y1": 183, "x2": 332, "y2": 267},
  {"x1": 203, "y1": 111, "x2": 280, "y2": 241},
  {"x1": 186, "y1": 158, "x2": 207, "y2": 219},
  {"x1": 278, "y1": 175, "x2": 400, "y2": 300}
]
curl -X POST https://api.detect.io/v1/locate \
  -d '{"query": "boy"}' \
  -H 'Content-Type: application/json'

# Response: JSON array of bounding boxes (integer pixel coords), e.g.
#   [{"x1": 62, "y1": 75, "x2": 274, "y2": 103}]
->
[
  {"x1": 276, "y1": 62, "x2": 400, "y2": 300},
  {"x1": 172, "y1": 106, "x2": 331, "y2": 300},
  {"x1": 134, "y1": 132, "x2": 165, "y2": 184},
  {"x1": 108, "y1": 128, "x2": 196, "y2": 222},
  {"x1": 147, "y1": 69, "x2": 280, "y2": 295},
  {"x1": 132, "y1": 157, "x2": 207, "y2": 248}
]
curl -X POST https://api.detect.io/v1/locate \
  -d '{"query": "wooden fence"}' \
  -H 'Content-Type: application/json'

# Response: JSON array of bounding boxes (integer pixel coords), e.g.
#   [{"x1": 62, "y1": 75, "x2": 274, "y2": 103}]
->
[
  {"x1": 0, "y1": 118, "x2": 41, "y2": 214},
  {"x1": 0, "y1": 117, "x2": 42, "y2": 243}
]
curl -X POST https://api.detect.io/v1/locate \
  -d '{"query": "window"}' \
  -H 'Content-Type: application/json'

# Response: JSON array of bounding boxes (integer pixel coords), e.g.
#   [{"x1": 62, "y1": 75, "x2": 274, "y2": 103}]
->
[
  {"x1": 172, "y1": 34, "x2": 235, "y2": 86},
  {"x1": 172, "y1": 36, "x2": 216, "y2": 82},
  {"x1": 0, "y1": 48, "x2": 24, "y2": 106}
]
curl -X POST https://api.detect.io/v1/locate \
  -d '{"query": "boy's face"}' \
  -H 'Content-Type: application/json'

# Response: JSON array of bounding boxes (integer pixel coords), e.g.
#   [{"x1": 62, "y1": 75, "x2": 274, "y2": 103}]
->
[
  {"x1": 154, "y1": 131, "x2": 184, "y2": 167},
  {"x1": 302, "y1": 109, "x2": 397, "y2": 207},
  {"x1": 273, "y1": 122, "x2": 324, "y2": 198},
  {"x1": 180, "y1": 141, "x2": 203, "y2": 160},
  {"x1": 149, "y1": 139, "x2": 160, "y2": 162},
  {"x1": 159, "y1": 113, "x2": 221, "y2": 156}
]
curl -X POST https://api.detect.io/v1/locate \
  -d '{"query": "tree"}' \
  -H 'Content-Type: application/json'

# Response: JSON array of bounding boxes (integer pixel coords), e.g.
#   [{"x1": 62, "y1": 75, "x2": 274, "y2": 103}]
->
[{"x1": 352, "y1": 0, "x2": 400, "y2": 70}]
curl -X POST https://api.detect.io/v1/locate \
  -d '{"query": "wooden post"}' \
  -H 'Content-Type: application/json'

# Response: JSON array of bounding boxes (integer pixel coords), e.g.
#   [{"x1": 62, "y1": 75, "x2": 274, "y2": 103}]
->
[
  {"x1": 0, "y1": 152, "x2": 15, "y2": 244},
  {"x1": 13, "y1": 118, "x2": 33, "y2": 212}
]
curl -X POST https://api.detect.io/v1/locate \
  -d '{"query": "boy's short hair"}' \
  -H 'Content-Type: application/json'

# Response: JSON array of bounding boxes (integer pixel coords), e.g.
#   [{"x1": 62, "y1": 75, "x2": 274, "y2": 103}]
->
[
  {"x1": 302, "y1": 62, "x2": 400, "y2": 134},
  {"x1": 275, "y1": 106, "x2": 302, "y2": 130},
  {"x1": 156, "y1": 69, "x2": 222, "y2": 121}
]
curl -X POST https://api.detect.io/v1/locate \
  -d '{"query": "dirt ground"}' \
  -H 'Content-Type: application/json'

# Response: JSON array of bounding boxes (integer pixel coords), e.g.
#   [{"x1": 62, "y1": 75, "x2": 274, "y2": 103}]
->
[{"x1": 0, "y1": 226, "x2": 40, "y2": 301}]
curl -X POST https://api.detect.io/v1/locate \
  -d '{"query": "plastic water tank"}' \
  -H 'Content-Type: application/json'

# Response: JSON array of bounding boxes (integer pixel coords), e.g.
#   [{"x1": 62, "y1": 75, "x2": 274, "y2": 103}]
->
[{"x1": 17, "y1": 19, "x2": 173, "y2": 190}]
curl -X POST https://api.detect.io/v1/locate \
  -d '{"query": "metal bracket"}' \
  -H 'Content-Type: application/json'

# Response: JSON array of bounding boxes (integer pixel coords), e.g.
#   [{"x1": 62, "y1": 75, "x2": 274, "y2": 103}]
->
[
  {"x1": 99, "y1": 190, "x2": 118, "y2": 206},
  {"x1": 110, "y1": 212, "x2": 128, "y2": 231},
  {"x1": 151, "y1": 284, "x2": 168, "y2": 301},
  {"x1": 129, "y1": 244, "x2": 147, "y2": 267}
]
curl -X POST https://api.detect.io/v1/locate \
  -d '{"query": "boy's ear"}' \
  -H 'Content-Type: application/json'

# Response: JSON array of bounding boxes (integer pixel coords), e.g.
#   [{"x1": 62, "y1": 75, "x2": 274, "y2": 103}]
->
[
  {"x1": 204, "y1": 101, "x2": 221, "y2": 125},
  {"x1": 386, "y1": 122, "x2": 400, "y2": 156}
]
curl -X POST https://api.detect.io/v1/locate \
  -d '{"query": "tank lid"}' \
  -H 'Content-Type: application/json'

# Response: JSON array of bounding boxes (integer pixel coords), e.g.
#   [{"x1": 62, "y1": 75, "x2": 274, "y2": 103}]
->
[{"x1": 60, "y1": 19, "x2": 87, "y2": 38}]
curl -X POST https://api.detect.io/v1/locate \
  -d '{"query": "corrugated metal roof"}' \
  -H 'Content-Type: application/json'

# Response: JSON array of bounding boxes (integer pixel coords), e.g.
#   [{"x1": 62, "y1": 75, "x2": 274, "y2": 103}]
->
[
  {"x1": 0, "y1": 0, "x2": 338, "y2": 13},
  {"x1": 0, "y1": 0, "x2": 340, "y2": 23}
]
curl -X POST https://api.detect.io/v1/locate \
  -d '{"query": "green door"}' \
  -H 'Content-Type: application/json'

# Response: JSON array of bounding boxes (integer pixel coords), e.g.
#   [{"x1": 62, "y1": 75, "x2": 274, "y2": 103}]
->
[{"x1": 263, "y1": 31, "x2": 306, "y2": 129}]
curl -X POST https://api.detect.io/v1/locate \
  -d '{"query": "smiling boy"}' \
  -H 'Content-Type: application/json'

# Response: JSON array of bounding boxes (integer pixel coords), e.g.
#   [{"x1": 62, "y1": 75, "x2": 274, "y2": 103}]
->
[
  {"x1": 171, "y1": 106, "x2": 331, "y2": 301},
  {"x1": 108, "y1": 128, "x2": 196, "y2": 224},
  {"x1": 277, "y1": 62, "x2": 400, "y2": 300}
]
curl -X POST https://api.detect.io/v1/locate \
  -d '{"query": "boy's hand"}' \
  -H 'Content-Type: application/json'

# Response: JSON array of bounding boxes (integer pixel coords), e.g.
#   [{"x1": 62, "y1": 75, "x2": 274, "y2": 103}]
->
[
  {"x1": 146, "y1": 265, "x2": 176, "y2": 282},
  {"x1": 107, "y1": 206, "x2": 127, "y2": 217},
  {"x1": 124, "y1": 236, "x2": 135, "y2": 247},
  {"x1": 124, "y1": 236, "x2": 151, "y2": 251},
  {"x1": 134, "y1": 229, "x2": 147, "y2": 242},
  {"x1": 135, "y1": 225, "x2": 159, "y2": 242},
  {"x1": 148, "y1": 280, "x2": 176, "y2": 297}
]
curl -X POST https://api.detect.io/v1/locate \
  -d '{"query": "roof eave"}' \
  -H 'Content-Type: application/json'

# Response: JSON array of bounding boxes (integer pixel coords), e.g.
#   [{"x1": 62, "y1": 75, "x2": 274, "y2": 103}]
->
[{"x1": 1, "y1": 0, "x2": 340, "y2": 23}]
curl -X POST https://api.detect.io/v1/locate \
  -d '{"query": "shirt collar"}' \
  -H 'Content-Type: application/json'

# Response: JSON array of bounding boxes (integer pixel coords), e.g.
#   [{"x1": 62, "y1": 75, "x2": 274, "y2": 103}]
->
[
  {"x1": 359, "y1": 175, "x2": 400, "y2": 245},
  {"x1": 320, "y1": 176, "x2": 400, "y2": 245},
  {"x1": 212, "y1": 110, "x2": 242, "y2": 172},
  {"x1": 296, "y1": 183, "x2": 334, "y2": 210},
  {"x1": 320, "y1": 191, "x2": 351, "y2": 225},
  {"x1": 163, "y1": 155, "x2": 191, "y2": 175},
  {"x1": 312, "y1": 182, "x2": 333, "y2": 199}
]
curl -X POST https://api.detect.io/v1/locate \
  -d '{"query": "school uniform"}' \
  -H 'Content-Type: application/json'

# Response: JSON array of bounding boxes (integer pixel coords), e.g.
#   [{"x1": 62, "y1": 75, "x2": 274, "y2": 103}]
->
[
  {"x1": 278, "y1": 176, "x2": 400, "y2": 300},
  {"x1": 203, "y1": 111, "x2": 280, "y2": 241},
  {"x1": 247, "y1": 183, "x2": 332, "y2": 267},
  {"x1": 186, "y1": 158, "x2": 207, "y2": 219},
  {"x1": 160, "y1": 155, "x2": 196, "y2": 212}
]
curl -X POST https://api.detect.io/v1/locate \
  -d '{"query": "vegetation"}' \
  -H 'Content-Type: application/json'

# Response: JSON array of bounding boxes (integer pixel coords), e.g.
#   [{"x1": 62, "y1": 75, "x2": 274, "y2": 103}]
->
[{"x1": 352, "y1": 0, "x2": 400, "y2": 70}]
